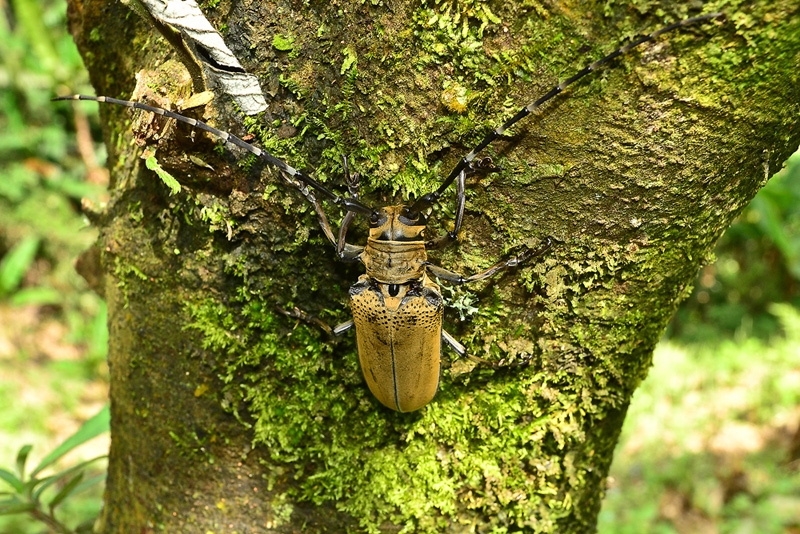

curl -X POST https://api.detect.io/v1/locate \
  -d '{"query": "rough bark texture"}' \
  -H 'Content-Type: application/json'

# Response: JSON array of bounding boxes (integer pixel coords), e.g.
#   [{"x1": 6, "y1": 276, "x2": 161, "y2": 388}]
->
[{"x1": 62, "y1": 0, "x2": 799, "y2": 532}]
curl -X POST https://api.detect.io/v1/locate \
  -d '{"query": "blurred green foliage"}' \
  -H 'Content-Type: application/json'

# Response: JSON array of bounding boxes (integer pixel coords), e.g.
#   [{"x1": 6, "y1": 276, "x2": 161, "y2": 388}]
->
[
  {"x1": 601, "y1": 305, "x2": 800, "y2": 534},
  {"x1": 0, "y1": 407, "x2": 109, "y2": 533},
  {"x1": 0, "y1": 0, "x2": 106, "y2": 366},
  {"x1": 1, "y1": 0, "x2": 108, "y2": 531},
  {"x1": 0, "y1": 0, "x2": 798, "y2": 531},
  {"x1": 669, "y1": 151, "x2": 800, "y2": 342}
]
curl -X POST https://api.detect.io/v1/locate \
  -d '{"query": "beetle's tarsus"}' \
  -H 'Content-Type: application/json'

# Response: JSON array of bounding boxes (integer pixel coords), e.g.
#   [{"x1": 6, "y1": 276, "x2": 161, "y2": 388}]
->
[
  {"x1": 276, "y1": 305, "x2": 336, "y2": 337},
  {"x1": 442, "y1": 329, "x2": 467, "y2": 357}
]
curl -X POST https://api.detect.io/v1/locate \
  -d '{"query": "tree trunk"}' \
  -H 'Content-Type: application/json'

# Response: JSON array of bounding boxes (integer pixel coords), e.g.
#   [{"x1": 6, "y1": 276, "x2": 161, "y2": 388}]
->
[{"x1": 62, "y1": 0, "x2": 799, "y2": 532}]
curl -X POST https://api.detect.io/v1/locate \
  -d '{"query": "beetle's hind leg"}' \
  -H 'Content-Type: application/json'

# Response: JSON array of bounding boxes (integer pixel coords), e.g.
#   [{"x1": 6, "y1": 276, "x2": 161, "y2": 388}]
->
[
  {"x1": 442, "y1": 330, "x2": 532, "y2": 368},
  {"x1": 277, "y1": 305, "x2": 354, "y2": 338}
]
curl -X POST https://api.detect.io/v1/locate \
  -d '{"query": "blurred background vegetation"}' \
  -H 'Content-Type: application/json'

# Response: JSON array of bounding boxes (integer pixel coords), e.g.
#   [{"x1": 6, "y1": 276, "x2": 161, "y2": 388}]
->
[{"x1": 0, "y1": 0, "x2": 798, "y2": 532}]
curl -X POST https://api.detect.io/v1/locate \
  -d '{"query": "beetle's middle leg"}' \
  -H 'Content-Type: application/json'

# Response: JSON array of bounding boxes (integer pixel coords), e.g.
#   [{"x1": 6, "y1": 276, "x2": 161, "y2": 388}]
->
[
  {"x1": 431, "y1": 238, "x2": 552, "y2": 367},
  {"x1": 426, "y1": 237, "x2": 552, "y2": 285}
]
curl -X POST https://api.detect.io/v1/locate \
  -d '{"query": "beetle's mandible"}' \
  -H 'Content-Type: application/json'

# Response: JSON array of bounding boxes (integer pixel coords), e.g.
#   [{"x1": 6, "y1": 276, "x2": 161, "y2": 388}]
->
[{"x1": 55, "y1": 11, "x2": 723, "y2": 412}]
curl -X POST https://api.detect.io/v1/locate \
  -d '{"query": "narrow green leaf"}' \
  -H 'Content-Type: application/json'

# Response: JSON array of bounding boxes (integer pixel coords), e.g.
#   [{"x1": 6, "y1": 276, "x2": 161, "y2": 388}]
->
[
  {"x1": 32, "y1": 456, "x2": 106, "y2": 501},
  {"x1": 145, "y1": 155, "x2": 181, "y2": 195},
  {"x1": 31, "y1": 405, "x2": 109, "y2": 478},
  {"x1": 0, "y1": 469, "x2": 23, "y2": 493},
  {"x1": 9, "y1": 0, "x2": 59, "y2": 71},
  {"x1": 48, "y1": 471, "x2": 84, "y2": 511},
  {"x1": 71, "y1": 472, "x2": 106, "y2": 496},
  {"x1": 9, "y1": 286, "x2": 63, "y2": 306},
  {"x1": 0, "y1": 237, "x2": 40, "y2": 296},
  {"x1": 15, "y1": 445, "x2": 33, "y2": 481}
]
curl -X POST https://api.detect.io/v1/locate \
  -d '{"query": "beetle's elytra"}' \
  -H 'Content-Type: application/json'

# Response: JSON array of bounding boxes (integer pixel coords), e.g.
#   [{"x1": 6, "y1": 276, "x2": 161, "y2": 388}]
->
[{"x1": 55, "y1": 12, "x2": 723, "y2": 412}]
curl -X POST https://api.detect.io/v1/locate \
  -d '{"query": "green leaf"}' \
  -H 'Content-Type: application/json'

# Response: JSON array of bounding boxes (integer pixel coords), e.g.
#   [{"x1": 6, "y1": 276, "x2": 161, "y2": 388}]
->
[
  {"x1": 145, "y1": 155, "x2": 181, "y2": 195},
  {"x1": 31, "y1": 405, "x2": 110, "y2": 478},
  {"x1": 0, "y1": 469, "x2": 23, "y2": 493},
  {"x1": 32, "y1": 456, "x2": 106, "y2": 501},
  {"x1": 71, "y1": 472, "x2": 106, "y2": 495},
  {"x1": 48, "y1": 471, "x2": 84, "y2": 511},
  {"x1": 9, "y1": 286, "x2": 63, "y2": 306},
  {"x1": 15, "y1": 445, "x2": 32, "y2": 481},
  {"x1": 0, "y1": 237, "x2": 40, "y2": 296}
]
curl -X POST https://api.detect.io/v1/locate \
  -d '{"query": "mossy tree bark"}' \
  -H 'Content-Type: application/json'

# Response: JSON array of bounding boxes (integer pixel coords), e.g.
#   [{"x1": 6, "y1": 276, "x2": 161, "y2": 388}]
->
[{"x1": 62, "y1": 0, "x2": 799, "y2": 531}]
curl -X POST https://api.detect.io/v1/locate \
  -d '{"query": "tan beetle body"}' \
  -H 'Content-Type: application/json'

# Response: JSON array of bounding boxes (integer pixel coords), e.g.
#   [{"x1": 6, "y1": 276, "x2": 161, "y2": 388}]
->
[{"x1": 349, "y1": 206, "x2": 444, "y2": 412}]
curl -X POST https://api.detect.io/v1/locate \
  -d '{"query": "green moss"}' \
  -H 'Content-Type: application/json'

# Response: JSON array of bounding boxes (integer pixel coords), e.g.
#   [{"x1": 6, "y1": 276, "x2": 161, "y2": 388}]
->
[{"x1": 273, "y1": 33, "x2": 296, "y2": 52}]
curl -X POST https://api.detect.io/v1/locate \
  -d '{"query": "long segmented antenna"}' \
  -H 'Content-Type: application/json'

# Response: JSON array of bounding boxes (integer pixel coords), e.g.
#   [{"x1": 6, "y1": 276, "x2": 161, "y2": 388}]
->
[
  {"x1": 409, "y1": 11, "x2": 724, "y2": 214},
  {"x1": 52, "y1": 95, "x2": 376, "y2": 217}
]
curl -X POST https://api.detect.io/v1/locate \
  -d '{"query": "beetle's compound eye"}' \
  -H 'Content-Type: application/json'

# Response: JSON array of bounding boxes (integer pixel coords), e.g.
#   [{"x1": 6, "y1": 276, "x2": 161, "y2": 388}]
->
[
  {"x1": 369, "y1": 210, "x2": 386, "y2": 227},
  {"x1": 400, "y1": 208, "x2": 423, "y2": 226}
]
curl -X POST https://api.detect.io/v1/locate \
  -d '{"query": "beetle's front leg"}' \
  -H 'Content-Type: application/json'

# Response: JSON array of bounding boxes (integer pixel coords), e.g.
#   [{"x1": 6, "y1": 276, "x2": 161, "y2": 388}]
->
[
  {"x1": 336, "y1": 156, "x2": 362, "y2": 262},
  {"x1": 425, "y1": 158, "x2": 502, "y2": 251},
  {"x1": 279, "y1": 170, "x2": 363, "y2": 261}
]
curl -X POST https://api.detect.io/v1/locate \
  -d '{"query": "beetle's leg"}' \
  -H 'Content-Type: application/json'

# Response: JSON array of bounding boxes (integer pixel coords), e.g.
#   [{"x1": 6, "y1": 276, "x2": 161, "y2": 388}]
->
[
  {"x1": 332, "y1": 319, "x2": 355, "y2": 336},
  {"x1": 441, "y1": 329, "x2": 466, "y2": 357},
  {"x1": 424, "y1": 169, "x2": 465, "y2": 250},
  {"x1": 277, "y1": 305, "x2": 354, "y2": 338},
  {"x1": 279, "y1": 163, "x2": 363, "y2": 262},
  {"x1": 279, "y1": 172, "x2": 339, "y2": 246},
  {"x1": 442, "y1": 329, "x2": 532, "y2": 368},
  {"x1": 425, "y1": 158, "x2": 501, "y2": 251},
  {"x1": 336, "y1": 156, "x2": 363, "y2": 261},
  {"x1": 427, "y1": 237, "x2": 552, "y2": 285},
  {"x1": 277, "y1": 305, "x2": 334, "y2": 335}
]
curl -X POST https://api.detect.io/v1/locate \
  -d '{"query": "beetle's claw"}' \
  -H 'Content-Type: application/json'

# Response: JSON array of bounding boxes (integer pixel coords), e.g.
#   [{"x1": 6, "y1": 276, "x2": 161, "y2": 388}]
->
[
  {"x1": 469, "y1": 157, "x2": 502, "y2": 175},
  {"x1": 490, "y1": 352, "x2": 533, "y2": 369}
]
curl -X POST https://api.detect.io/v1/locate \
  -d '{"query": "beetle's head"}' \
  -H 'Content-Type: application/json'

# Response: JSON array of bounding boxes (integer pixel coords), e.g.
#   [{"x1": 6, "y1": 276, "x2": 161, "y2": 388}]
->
[{"x1": 368, "y1": 205, "x2": 427, "y2": 241}]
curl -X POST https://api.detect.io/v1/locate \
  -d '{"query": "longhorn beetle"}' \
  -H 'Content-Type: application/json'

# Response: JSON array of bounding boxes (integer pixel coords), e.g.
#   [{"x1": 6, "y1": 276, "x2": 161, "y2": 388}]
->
[{"x1": 56, "y1": 12, "x2": 723, "y2": 412}]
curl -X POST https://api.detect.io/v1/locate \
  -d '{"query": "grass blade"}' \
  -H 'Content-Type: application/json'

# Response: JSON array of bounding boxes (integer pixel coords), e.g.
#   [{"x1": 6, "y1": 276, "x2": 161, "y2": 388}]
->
[
  {"x1": 0, "y1": 236, "x2": 40, "y2": 296},
  {"x1": 0, "y1": 468, "x2": 23, "y2": 493},
  {"x1": 15, "y1": 445, "x2": 32, "y2": 481},
  {"x1": 33, "y1": 456, "x2": 106, "y2": 501},
  {"x1": 48, "y1": 471, "x2": 84, "y2": 512},
  {"x1": 31, "y1": 405, "x2": 109, "y2": 478},
  {"x1": 0, "y1": 497, "x2": 36, "y2": 515}
]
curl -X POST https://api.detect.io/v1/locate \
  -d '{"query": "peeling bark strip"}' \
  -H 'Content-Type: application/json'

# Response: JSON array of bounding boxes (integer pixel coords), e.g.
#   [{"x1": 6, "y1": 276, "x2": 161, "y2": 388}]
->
[
  {"x1": 136, "y1": 0, "x2": 267, "y2": 113},
  {"x1": 61, "y1": 0, "x2": 800, "y2": 532}
]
